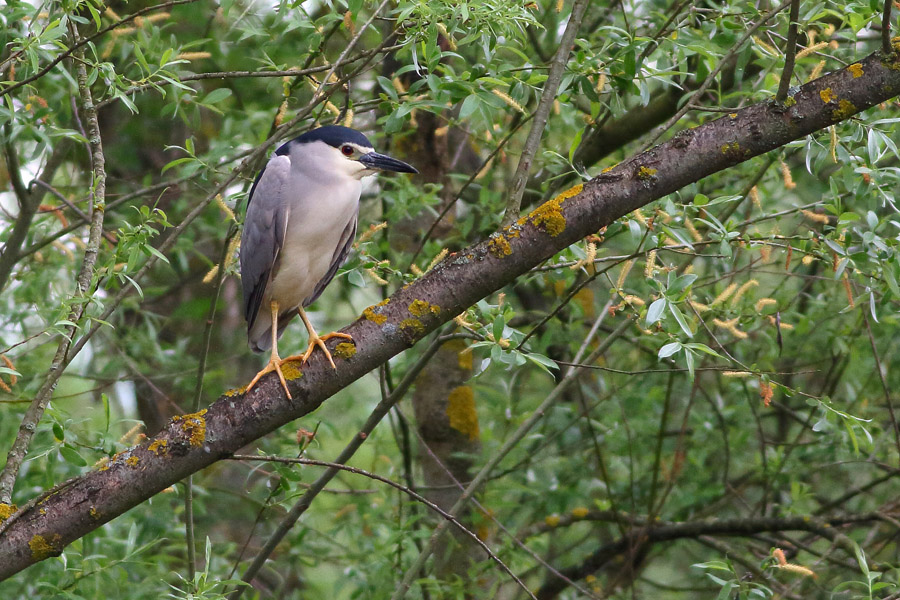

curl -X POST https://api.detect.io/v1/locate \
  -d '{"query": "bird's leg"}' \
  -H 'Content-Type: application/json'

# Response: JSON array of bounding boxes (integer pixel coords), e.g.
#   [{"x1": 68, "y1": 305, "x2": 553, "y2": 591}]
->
[
  {"x1": 246, "y1": 301, "x2": 293, "y2": 399},
  {"x1": 282, "y1": 307, "x2": 353, "y2": 369}
]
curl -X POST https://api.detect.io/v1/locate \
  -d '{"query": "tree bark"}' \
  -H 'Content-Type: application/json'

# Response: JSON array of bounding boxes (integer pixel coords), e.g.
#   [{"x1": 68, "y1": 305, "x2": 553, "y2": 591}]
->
[{"x1": 1, "y1": 49, "x2": 898, "y2": 580}]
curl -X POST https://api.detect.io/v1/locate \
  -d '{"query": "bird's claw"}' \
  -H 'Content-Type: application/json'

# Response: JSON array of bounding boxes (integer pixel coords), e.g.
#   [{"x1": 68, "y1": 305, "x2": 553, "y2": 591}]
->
[
  {"x1": 246, "y1": 354, "x2": 293, "y2": 400},
  {"x1": 285, "y1": 332, "x2": 353, "y2": 370}
]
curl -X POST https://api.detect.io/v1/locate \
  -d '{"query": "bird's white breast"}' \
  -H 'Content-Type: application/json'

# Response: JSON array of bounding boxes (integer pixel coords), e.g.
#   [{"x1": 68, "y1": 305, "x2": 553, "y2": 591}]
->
[{"x1": 266, "y1": 163, "x2": 361, "y2": 310}]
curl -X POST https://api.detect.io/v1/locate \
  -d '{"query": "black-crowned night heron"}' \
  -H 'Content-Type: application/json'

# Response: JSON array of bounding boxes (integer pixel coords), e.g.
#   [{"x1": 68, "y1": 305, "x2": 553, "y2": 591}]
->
[{"x1": 241, "y1": 125, "x2": 417, "y2": 398}]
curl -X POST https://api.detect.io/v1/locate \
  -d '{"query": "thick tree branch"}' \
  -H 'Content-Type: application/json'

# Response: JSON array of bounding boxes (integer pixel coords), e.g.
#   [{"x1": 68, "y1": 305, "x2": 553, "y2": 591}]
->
[{"x1": 0, "y1": 49, "x2": 899, "y2": 580}]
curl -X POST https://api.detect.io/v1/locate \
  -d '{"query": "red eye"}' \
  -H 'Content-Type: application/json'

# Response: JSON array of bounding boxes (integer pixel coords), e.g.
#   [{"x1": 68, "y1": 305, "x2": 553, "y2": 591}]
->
[{"x1": 341, "y1": 145, "x2": 354, "y2": 156}]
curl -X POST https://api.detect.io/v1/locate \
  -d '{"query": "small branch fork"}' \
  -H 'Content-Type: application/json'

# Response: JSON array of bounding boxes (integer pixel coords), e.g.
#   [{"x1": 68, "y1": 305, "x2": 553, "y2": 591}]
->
[
  {"x1": 775, "y1": 0, "x2": 802, "y2": 103},
  {"x1": 501, "y1": 0, "x2": 589, "y2": 227}
]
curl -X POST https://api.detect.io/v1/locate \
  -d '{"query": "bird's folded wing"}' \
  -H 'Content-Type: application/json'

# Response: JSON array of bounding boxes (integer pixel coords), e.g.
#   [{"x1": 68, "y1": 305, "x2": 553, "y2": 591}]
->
[{"x1": 240, "y1": 155, "x2": 291, "y2": 332}]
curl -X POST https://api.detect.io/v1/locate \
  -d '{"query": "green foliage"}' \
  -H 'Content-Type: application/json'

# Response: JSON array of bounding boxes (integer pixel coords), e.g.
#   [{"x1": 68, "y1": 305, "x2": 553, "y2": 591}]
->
[{"x1": 1, "y1": 0, "x2": 899, "y2": 598}]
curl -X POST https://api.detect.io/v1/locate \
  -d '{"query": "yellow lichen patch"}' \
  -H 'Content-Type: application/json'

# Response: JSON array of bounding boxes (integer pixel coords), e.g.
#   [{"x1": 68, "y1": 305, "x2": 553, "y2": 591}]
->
[
  {"x1": 545, "y1": 514, "x2": 561, "y2": 527},
  {"x1": 363, "y1": 298, "x2": 390, "y2": 325},
  {"x1": 96, "y1": 456, "x2": 110, "y2": 471},
  {"x1": 278, "y1": 359, "x2": 301, "y2": 380},
  {"x1": 90, "y1": 507, "x2": 100, "y2": 520},
  {"x1": 637, "y1": 166, "x2": 657, "y2": 180},
  {"x1": 148, "y1": 439, "x2": 168, "y2": 456},
  {"x1": 487, "y1": 234, "x2": 512, "y2": 258},
  {"x1": 783, "y1": 96, "x2": 796, "y2": 107},
  {"x1": 399, "y1": 318, "x2": 425, "y2": 335},
  {"x1": 446, "y1": 386, "x2": 479, "y2": 441},
  {"x1": 525, "y1": 184, "x2": 581, "y2": 237},
  {"x1": 125, "y1": 455, "x2": 139, "y2": 467},
  {"x1": 0, "y1": 503, "x2": 16, "y2": 521},
  {"x1": 832, "y1": 99, "x2": 856, "y2": 120},
  {"x1": 224, "y1": 386, "x2": 246, "y2": 397},
  {"x1": 29, "y1": 534, "x2": 62, "y2": 560},
  {"x1": 458, "y1": 347, "x2": 473, "y2": 371},
  {"x1": 848, "y1": 63, "x2": 864, "y2": 78},
  {"x1": 408, "y1": 299, "x2": 440, "y2": 318},
  {"x1": 334, "y1": 342, "x2": 357, "y2": 359},
  {"x1": 721, "y1": 142, "x2": 741, "y2": 157},
  {"x1": 173, "y1": 409, "x2": 207, "y2": 448},
  {"x1": 575, "y1": 287, "x2": 595, "y2": 317},
  {"x1": 571, "y1": 507, "x2": 589, "y2": 518},
  {"x1": 819, "y1": 87, "x2": 835, "y2": 103}
]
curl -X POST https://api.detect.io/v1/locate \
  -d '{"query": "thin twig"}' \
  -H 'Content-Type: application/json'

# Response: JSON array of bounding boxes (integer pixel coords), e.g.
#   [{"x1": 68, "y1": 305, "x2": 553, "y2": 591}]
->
[
  {"x1": 883, "y1": 0, "x2": 894, "y2": 55},
  {"x1": 32, "y1": 180, "x2": 117, "y2": 245},
  {"x1": 184, "y1": 223, "x2": 237, "y2": 582},
  {"x1": 0, "y1": 0, "x2": 200, "y2": 99},
  {"x1": 17, "y1": 174, "x2": 195, "y2": 260},
  {"x1": 407, "y1": 115, "x2": 532, "y2": 270},
  {"x1": 94, "y1": 43, "x2": 403, "y2": 111},
  {"x1": 860, "y1": 305, "x2": 900, "y2": 464},
  {"x1": 229, "y1": 455, "x2": 537, "y2": 600},
  {"x1": 228, "y1": 332, "x2": 449, "y2": 599},
  {"x1": 775, "y1": 0, "x2": 801, "y2": 103},
  {"x1": 638, "y1": 0, "x2": 793, "y2": 154},
  {"x1": 391, "y1": 316, "x2": 635, "y2": 600},
  {"x1": 0, "y1": 137, "x2": 71, "y2": 292},
  {"x1": 501, "y1": 0, "x2": 589, "y2": 227},
  {"x1": 0, "y1": 24, "x2": 108, "y2": 504}
]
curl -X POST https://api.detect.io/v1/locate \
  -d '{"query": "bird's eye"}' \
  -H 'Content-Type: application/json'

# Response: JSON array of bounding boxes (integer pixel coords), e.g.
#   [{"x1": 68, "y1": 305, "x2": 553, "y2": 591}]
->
[{"x1": 341, "y1": 145, "x2": 354, "y2": 156}]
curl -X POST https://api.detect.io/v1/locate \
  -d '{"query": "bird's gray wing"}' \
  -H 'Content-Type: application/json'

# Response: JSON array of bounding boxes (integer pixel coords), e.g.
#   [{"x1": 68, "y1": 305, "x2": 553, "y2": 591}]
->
[
  {"x1": 241, "y1": 155, "x2": 291, "y2": 333},
  {"x1": 303, "y1": 211, "x2": 358, "y2": 307}
]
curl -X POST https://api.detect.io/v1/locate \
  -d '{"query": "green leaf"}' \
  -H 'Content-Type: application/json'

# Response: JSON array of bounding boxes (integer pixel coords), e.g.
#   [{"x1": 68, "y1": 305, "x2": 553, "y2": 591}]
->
[
  {"x1": 523, "y1": 352, "x2": 558, "y2": 374},
  {"x1": 658, "y1": 342, "x2": 681, "y2": 359},
  {"x1": 646, "y1": 298, "x2": 666, "y2": 325},
  {"x1": 668, "y1": 303, "x2": 693, "y2": 337},
  {"x1": 202, "y1": 88, "x2": 233, "y2": 105},
  {"x1": 59, "y1": 445, "x2": 88, "y2": 467}
]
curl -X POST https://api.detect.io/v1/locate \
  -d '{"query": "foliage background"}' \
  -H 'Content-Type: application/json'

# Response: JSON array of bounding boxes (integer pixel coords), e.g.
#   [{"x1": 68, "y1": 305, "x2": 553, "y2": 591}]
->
[{"x1": 1, "y1": 0, "x2": 900, "y2": 598}]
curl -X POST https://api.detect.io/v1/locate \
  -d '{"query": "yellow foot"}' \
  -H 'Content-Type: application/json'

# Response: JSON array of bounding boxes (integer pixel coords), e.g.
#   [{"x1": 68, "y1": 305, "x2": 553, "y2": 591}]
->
[
  {"x1": 284, "y1": 332, "x2": 353, "y2": 370},
  {"x1": 246, "y1": 355, "x2": 293, "y2": 399}
]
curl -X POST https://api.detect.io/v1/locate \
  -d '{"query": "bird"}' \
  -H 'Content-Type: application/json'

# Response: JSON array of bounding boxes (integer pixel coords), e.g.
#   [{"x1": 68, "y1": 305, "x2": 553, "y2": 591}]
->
[{"x1": 240, "y1": 125, "x2": 417, "y2": 398}]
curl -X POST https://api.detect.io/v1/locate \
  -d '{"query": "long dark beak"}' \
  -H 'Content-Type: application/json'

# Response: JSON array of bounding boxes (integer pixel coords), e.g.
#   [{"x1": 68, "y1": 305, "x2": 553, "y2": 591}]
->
[{"x1": 359, "y1": 151, "x2": 418, "y2": 174}]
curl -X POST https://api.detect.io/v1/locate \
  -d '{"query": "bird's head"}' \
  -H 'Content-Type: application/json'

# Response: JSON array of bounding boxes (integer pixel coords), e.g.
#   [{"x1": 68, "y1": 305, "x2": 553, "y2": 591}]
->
[{"x1": 283, "y1": 125, "x2": 418, "y2": 181}]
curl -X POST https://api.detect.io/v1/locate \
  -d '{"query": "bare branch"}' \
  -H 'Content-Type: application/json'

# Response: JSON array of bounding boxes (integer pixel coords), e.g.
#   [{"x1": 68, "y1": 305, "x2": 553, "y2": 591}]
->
[
  {"x1": 0, "y1": 25, "x2": 108, "y2": 505},
  {"x1": 501, "y1": 0, "x2": 589, "y2": 227},
  {"x1": 775, "y1": 0, "x2": 802, "y2": 103},
  {"x1": 534, "y1": 513, "x2": 880, "y2": 598}
]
